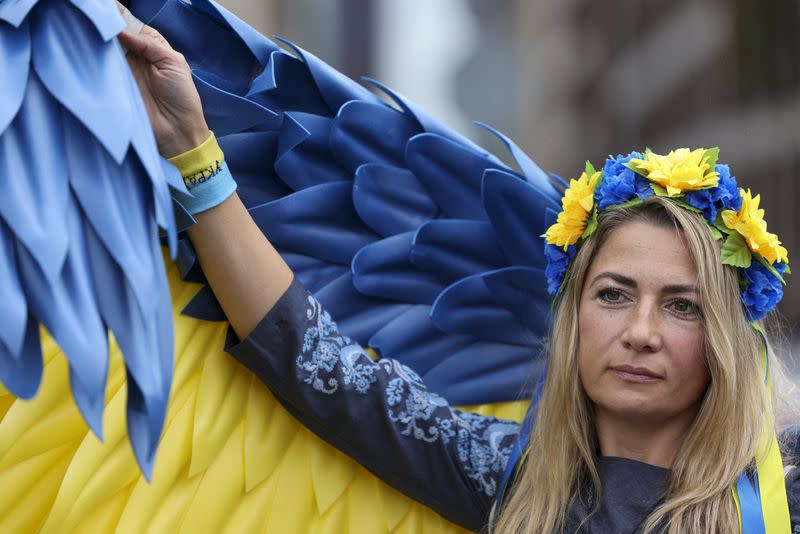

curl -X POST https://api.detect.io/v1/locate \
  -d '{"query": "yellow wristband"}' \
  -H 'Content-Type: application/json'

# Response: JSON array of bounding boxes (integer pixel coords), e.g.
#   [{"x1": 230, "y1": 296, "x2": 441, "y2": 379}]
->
[{"x1": 167, "y1": 132, "x2": 225, "y2": 187}]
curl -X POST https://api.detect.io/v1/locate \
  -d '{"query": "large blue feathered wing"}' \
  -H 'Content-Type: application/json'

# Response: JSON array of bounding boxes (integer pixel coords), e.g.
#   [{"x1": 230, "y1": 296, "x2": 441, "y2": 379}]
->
[
  {"x1": 130, "y1": 0, "x2": 564, "y2": 406},
  {"x1": 0, "y1": 0, "x2": 183, "y2": 477}
]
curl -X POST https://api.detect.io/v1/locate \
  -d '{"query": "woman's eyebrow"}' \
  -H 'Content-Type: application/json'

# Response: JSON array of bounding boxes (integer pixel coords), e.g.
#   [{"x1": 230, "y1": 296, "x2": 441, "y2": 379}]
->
[
  {"x1": 590, "y1": 271, "x2": 636, "y2": 287},
  {"x1": 590, "y1": 272, "x2": 699, "y2": 294},
  {"x1": 661, "y1": 284, "x2": 700, "y2": 295}
]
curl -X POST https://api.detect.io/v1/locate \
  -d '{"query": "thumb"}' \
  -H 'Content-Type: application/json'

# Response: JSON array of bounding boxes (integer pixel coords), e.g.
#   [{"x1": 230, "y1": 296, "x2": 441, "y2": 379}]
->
[{"x1": 118, "y1": 28, "x2": 177, "y2": 66}]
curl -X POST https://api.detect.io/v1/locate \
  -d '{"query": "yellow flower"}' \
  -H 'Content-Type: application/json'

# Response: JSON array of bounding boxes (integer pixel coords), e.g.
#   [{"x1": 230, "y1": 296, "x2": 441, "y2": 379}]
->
[
  {"x1": 630, "y1": 148, "x2": 719, "y2": 197},
  {"x1": 721, "y1": 189, "x2": 788, "y2": 264},
  {"x1": 545, "y1": 171, "x2": 602, "y2": 250}
]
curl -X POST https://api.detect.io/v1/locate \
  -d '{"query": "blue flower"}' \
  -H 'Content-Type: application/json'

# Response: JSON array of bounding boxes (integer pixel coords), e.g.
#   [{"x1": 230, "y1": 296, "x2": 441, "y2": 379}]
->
[
  {"x1": 594, "y1": 152, "x2": 652, "y2": 210},
  {"x1": 544, "y1": 243, "x2": 576, "y2": 296},
  {"x1": 684, "y1": 164, "x2": 742, "y2": 223},
  {"x1": 741, "y1": 261, "x2": 785, "y2": 321}
]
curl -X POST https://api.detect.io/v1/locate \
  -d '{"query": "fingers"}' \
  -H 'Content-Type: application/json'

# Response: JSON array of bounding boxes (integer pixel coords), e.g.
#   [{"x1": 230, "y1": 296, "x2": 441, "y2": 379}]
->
[
  {"x1": 118, "y1": 23, "x2": 180, "y2": 66},
  {"x1": 117, "y1": 1, "x2": 144, "y2": 35}
]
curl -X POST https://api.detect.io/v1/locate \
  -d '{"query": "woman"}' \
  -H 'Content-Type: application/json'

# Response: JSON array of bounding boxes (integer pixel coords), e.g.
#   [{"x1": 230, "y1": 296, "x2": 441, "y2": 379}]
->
[{"x1": 119, "y1": 14, "x2": 799, "y2": 534}]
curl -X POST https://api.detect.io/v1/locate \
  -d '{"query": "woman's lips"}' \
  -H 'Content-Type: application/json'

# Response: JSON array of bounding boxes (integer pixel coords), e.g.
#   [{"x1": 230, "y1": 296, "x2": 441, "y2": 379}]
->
[{"x1": 609, "y1": 365, "x2": 663, "y2": 383}]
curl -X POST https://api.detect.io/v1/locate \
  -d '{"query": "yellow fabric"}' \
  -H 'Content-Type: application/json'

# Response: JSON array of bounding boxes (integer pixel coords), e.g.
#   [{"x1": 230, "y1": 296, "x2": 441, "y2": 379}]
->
[
  {"x1": 167, "y1": 132, "x2": 225, "y2": 185},
  {"x1": 0, "y1": 251, "x2": 529, "y2": 533},
  {"x1": 757, "y1": 344, "x2": 792, "y2": 533},
  {"x1": 730, "y1": 341, "x2": 792, "y2": 534}
]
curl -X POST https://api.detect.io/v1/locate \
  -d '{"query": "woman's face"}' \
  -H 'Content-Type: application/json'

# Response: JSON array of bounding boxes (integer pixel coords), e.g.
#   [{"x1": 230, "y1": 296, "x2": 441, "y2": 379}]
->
[{"x1": 577, "y1": 221, "x2": 709, "y2": 424}]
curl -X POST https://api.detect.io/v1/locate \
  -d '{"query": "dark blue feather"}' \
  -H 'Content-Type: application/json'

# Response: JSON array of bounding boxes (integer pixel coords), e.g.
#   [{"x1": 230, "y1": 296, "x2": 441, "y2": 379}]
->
[
  {"x1": 353, "y1": 164, "x2": 440, "y2": 237},
  {"x1": 315, "y1": 272, "x2": 412, "y2": 344},
  {"x1": 352, "y1": 232, "x2": 446, "y2": 304},
  {"x1": 481, "y1": 169, "x2": 556, "y2": 269},
  {"x1": 275, "y1": 112, "x2": 351, "y2": 190},
  {"x1": 193, "y1": 72, "x2": 280, "y2": 137},
  {"x1": 411, "y1": 220, "x2": 506, "y2": 282},
  {"x1": 249, "y1": 181, "x2": 377, "y2": 265},
  {"x1": 406, "y1": 133, "x2": 503, "y2": 220},
  {"x1": 330, "y1": 100, "x2": 421, "y2": 173},
  {"x1": 276, "y1": 37, "x2": 382, "y2": 114},
  {"x1": 247, "y1": 50, "x2": 330, "y2": 116},
  {"x1": 431, "y1": 268, "x2": 540, "y2": 346}
]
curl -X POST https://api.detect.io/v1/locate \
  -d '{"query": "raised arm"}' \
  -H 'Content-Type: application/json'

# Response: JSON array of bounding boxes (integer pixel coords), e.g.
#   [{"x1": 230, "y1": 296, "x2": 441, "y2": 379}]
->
[
  {"x1": 119, "y1": 20, "x2": 292, "y2": 340},
  {"x1": 119, "y1": 16, "x2": 520, "y2": 530}
]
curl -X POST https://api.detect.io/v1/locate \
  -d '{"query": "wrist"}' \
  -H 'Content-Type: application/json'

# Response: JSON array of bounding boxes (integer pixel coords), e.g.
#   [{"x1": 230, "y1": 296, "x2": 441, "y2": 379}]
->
[
  {"x1": 160, "y1": 124, "x2": 212, "y2": 159},
  {"x1": 168, "y1": 131, "x2": 237, "y2": 215}
]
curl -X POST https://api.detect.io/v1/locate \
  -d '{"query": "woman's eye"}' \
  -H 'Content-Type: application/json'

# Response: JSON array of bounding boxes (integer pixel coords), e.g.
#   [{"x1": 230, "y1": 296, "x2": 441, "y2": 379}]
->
[
  {"x1": 598, "y1": 288, "x2": 625, "y2": 304},
  {"x1": 669, "y1": 299, "x2": 701, "y2": 317}
]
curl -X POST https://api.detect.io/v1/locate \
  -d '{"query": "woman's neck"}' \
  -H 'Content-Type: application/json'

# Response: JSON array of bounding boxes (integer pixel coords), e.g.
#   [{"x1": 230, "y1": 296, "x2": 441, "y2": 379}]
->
[{"x1": 594, "y1": 405, "x2": 699, "y2": 468}]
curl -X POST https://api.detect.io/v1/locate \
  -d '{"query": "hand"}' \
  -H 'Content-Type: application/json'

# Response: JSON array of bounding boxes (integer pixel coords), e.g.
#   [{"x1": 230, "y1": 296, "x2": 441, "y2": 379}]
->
[{"x1": 117, "y1": 8, "x2": 210, "y2": 158}]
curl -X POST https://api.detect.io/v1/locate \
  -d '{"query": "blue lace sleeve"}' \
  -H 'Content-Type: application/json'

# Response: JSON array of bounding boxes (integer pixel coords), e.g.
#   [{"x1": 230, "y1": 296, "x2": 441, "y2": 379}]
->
[{"x1": 227, "y1": 278, "x2": 520, "y2": 531}]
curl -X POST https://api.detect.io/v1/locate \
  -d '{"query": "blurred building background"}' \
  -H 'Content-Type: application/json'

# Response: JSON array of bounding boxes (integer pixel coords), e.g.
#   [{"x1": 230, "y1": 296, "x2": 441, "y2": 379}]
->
[{"x1": 219, "y1": 0, "x2": 800, "y2": 360}]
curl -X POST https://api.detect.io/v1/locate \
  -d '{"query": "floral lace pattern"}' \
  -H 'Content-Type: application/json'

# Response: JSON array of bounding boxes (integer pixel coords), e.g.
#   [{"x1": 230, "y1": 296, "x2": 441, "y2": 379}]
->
[
  {"x1": 296, "y1": 295, "x2": 378, "y2": 394},
  {"x1": 295, "y1": 294, "x2": 518, "y2": 497}
]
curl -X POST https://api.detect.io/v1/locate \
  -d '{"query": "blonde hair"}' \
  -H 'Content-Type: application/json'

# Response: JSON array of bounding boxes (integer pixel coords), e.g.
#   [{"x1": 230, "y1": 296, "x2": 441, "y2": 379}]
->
[{"x1": 495, "y1": 197, "x2": 774, "y2": 533}]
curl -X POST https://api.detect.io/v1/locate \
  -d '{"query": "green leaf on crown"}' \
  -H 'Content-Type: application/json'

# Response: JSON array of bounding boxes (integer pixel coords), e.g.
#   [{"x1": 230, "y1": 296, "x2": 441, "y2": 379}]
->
[
  {"x1": 671, "y1": 199, "x2": 702, "y2": 213},
  {"x1": 708, "y1": 225, "x2": 723, "y2": 240},
  {"x1": 650, "y1": 183, "x2": 668, "y2": 197},
  {"x1": 613, "y1": 198, "x2": 644, "y2": 210},
  {"x1": 704, "y1": 147, "x2": 720, "y2": 170},
  {"x1": 582, "y1": 209, "x2": 599, "y2": 239},
  {"x1": 712, "y1": 213, "x2": 733, "y2": 235},
  {"x1": 755, "y1": 254, "x2": 786, "y2": 285},
  {"x1": 720, "y1": 232, "x2": 752, "y2": 268},
  {"x1": 585, "y1": 161, "x2": 596, "y2": 177}
]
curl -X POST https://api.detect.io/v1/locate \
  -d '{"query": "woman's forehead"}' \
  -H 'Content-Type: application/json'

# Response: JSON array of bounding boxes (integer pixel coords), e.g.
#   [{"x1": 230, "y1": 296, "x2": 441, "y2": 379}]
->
[{"x1": 587, "y1": 222, "x2": 699, "y2": 286}]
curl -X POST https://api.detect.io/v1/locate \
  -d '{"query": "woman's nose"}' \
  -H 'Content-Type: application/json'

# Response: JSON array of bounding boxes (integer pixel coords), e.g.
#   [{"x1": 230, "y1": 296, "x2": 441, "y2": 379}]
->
[{"x1": 620, "y1": 301, "x2": 662, "y2": 353}]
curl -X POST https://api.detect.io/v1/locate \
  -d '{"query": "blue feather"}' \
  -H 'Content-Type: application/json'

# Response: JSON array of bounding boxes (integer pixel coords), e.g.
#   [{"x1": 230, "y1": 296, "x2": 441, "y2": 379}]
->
[
  {"x1": 32, "y1": 1, "x2": 133, "y2": 162},
  {"x1": 274, "y1": 112, "x2": 351, "y2": 190},
  {"x1": 65, "y1": 113, "x2": 161, "y2": 321},
  {"x1": 406, "y1": 133, "x2": 503, "y2": 220},
  {"x1": 421, "y1": 341, "x2": 540, "y2": 405},
  {"x1": 84, "y1": 220, "x2": 170, "y2": 478},
  {"x1": 364, "y1": 77, "x2": 499, "y2": 161},
  {"x1": 16, "y1": 197, "x2": 109, "y2": 438},
  {"x1": 475, "y1": 121, "x2": 558, "y2": 200},
  {"x1": 331, "y1": 100, "x2": 421, "y2": 173},
  {"x1": 431, "y1": 269, "x2": 540, "y2": 346},
  {"x1": 352, "y1": 232, "x2": 446, "y2": 304},
  {"x1": 369, "y1": 306, "x2": 473, "y2": 375},
  {"x1": 353, "y1": 164, "x2": 439, "y2": 237},
  {"x1": 0, "y1": 0, "x2": 38, "y2": 27},
  {"x1": 247, "y1": 50, "x2": 330, "y2": 116},
  {"x1": 315, "y1": 272, "x2": 412, "y2": 344},
  {"x1": 0, "y1": 314, "x2": 42, "y2": 400},
  {"x1": 0, "y1": 221, "x2": 28, "y2": 359},
  {"x1": 411, "y1": 220, "x2": 506, "y2": 282},
  {"x1": 193, "y1": 72, "x2": 279, "y2": 136},
  {"x1": 482, "y1": 169, "x2": 556, "y2": 269},
  {"x1": 249, "y1": 181, "x2": 377, "y2": 265},
  {"x1": 0, "y1": 20, "x2": 29, "y2": 133},
  {"x1": 0, "y1": 72, "x2": 70, "y2": 283},
  {"x1": 182, "y1": 285, "x2": 227, "y2": 322},
  {"x1": 282, "y1": 252, "x2": 348, "y2": 293},
  {"x1": 276, "y1": 37, "x2": 382, "y2": 113},
  {"x1": 69, "y1": 0, "x2": 126, "y2": 42}
]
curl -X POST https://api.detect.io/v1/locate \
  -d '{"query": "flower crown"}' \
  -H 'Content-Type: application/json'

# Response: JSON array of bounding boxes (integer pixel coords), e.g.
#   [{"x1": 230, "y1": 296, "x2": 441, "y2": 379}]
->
[{"x1": 543, "y1": 148, "x2": 790, "y2": 321}]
